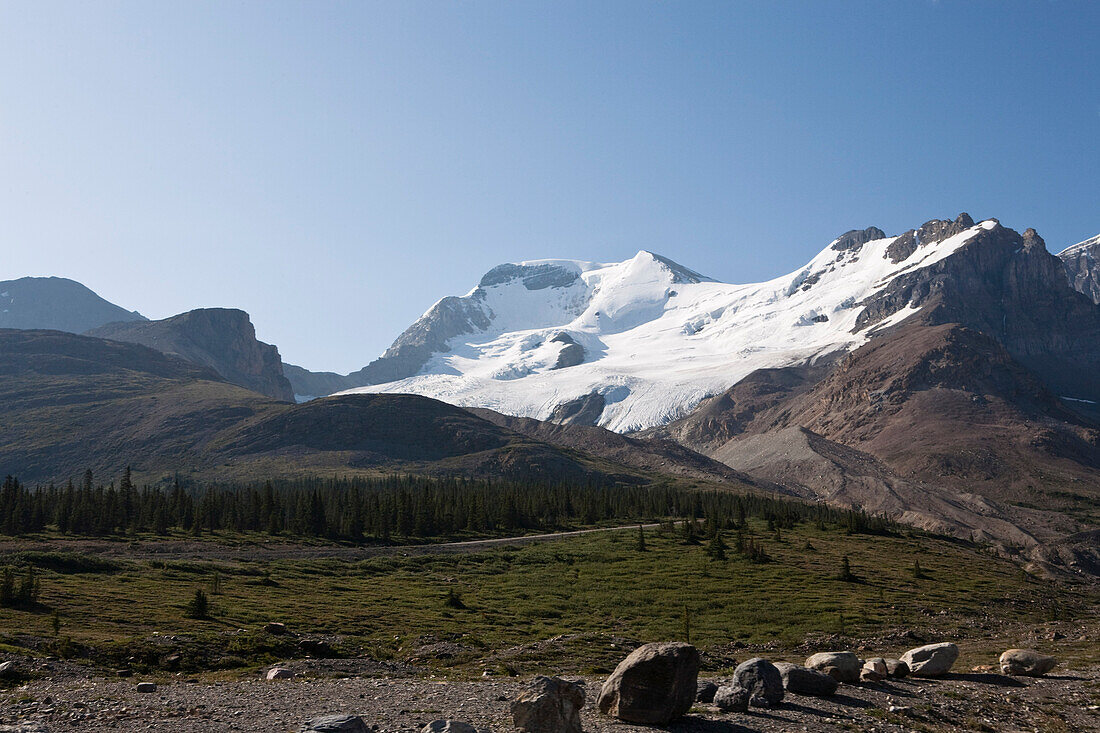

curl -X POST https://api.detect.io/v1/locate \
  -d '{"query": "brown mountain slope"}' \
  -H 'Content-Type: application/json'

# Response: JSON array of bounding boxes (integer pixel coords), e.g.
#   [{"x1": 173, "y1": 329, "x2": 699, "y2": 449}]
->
[
  {"x1": 466, "y1": 407, "x2": 763, "y2": 488},
  {"x1": 654, "y1": 322, "x2": 1100, "y2": 544},
  {"x1": 0, "y1": 330, "x2": 659, "y2": 486},
  {"x1": 87, "y1": 308, "x2": 295, "y2": 401}
]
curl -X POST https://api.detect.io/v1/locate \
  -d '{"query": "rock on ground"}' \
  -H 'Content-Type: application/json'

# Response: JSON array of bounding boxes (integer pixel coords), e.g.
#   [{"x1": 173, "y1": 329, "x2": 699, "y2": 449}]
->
[
  {"x1": 301, "y1": 715, "x2": 369, "y2": 733},
  {"x1": 596, "y1": 641, "x2": 699, "y2": 725},
  {"x1": 712, "y1": 685, "x2": 750, "y2": 713},
  {"x1": 510, "y1": 675, "x2": 584, "y2": 733},
  {"x1": 695, "y1": 680, "x2": 718, "y2": 703},
  {"x1": 884, "y1": 658, "x2": 909, "y2": 678},
  {"x1": 804, "y1": 651, "x2": 861, "y2": 683},
  {"x1": 901, "y1": 642, "x2": 959, "y2": 677},
  {"x1": 1000, "y1": 649, "x2": 1058, "y2": 676},
  {"x1": 732, "y1": 657, "x2": 784, "y2": 708},
  {"x1": 773, "y1": 662, "x2": 838, "y2": 697},
  {"x1": 860, "y1": 657, "x2": 887, "y2": 682}
]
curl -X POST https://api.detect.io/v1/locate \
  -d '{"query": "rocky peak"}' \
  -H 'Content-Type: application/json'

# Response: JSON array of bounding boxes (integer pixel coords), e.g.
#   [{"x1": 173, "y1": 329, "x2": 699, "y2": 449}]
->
[
  {"x1": 1058, "y1": 234, "x2": 1100, "y2": 305},
  {"x1": 831, "y1": 226, "x2": 887, "y2": 252},
  {"x1": 87, "y1": 308, "x2": 294, "y2": 401},
  {"x1": 886, "y1": 213, "x2": 977, "y2": 263}
]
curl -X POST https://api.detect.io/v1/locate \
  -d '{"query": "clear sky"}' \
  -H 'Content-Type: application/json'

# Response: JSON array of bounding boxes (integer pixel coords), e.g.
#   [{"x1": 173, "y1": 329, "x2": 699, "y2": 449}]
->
[{"x1": 1, "y1": 1, "x2": 1097, "y2": 372}]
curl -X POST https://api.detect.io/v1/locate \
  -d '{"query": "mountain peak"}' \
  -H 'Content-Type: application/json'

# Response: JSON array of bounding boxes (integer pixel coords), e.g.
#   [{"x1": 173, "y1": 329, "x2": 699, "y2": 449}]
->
[{"x1": 0, "y1": 276, "x2": 145, "y2": 334}]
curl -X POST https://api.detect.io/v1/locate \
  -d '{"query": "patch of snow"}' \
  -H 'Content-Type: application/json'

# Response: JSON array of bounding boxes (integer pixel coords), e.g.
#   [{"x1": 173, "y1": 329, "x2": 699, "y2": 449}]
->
[
  {"x1": 343, "y1": 224, "x2": 989, "y2": 432},
  {"x1": 1060, "y1": 396, "x2": 1098, "y2": 405}
]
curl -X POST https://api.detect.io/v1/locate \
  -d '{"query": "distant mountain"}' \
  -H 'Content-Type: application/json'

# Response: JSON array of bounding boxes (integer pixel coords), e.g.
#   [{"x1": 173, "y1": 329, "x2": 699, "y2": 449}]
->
[
  {"x1": 649, "y1": 322, "x2": 1100, "y2": 546},
  {"x1": 343, "y1": 214, "x2": 1100, "y2": 431},
  {"x1": 282, "y1": 362, "x2": 358, "y2": 401},
  {"x1": 0, "y1": 329, "x2": 718, "y2": 488},
  {"x1": 0, "y1": 276, "x2": 145, "y2": 333},
  {"x1": 1059, "y1": 234, "x2": 1100, "y2": 305},
  {"x1": 87, "y1": 308, "x2": 295, "y2": 401}
]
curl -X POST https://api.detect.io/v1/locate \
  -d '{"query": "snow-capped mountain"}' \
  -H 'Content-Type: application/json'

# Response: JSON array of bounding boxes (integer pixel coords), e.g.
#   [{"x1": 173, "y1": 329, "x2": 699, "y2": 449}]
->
[{"x1": 344, "y1": 214, "x2": 1008, "y2": 431}]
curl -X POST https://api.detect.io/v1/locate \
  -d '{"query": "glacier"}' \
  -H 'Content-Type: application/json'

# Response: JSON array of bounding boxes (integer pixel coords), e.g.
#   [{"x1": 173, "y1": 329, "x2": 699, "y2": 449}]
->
[{"x1": 342, "y1": 219, "x2": 998, "y2": 432}]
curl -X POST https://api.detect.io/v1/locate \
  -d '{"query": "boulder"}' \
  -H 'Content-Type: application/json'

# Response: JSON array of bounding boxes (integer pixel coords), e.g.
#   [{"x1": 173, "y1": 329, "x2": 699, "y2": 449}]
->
[
  {"x1": 860, "y1": 658, "x2": 887, "y2": 682},
  {"x1": 301, "y1": 716, "x2": 369, "y2": 733},
  {"x1": 804, "y1": 651, "x2": 861, "y2": 683},
  {"x1": 135, "y1": 682, "x2": 157, "y2": 693},
  {"x1": 597, "y1": 641, "x2": 699, "y2": 725},
  {"x1": 732, "y1": 658, "x2": 784, "y2": 708},
  {"x1": 511, "y1": 675, "x2": 585, "y2": 733},
  {"x1": 0, "y1": 662, "x2": 16, "y2": 680},
  {"x1": 900, "y1": 642, "x2": 958, "y2": 677},
  {"x1": 773, "y1": 662, "x2": 838, "y2": 697},
  {"x1": 264, "y1": 622, "x2": 287, "y2": 635},
  {"x1": 884, "y1": 658, "x2": 909, "y2": 678},
  {"x1": 695, "y1": 680, "x2": 719, "y2": 703},
  {"x1": 421, "y1": 723, "x2": 478, "y2": 733},
  {"x1": 298, "y1": 639, "x2": 334, "y2": 657},
  {"x1": 999, "y1": 649, "x2": 1058, "y2": 677},
  {"x1": 266, "y1": 667, "x2": 295, "y2": 680},
  {"x1": 712, "y1": 685, "x2": 749, "y2": 713}
]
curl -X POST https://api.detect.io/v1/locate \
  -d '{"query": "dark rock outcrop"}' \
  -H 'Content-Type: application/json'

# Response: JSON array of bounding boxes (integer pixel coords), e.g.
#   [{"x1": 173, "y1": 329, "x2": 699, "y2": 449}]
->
[
  {"x1": 0, "y1": 276, "x2": 145, "y2": 333},
  {"x1": 548, "y1": 392, "x2": 606, "y2": 426},
  {"x1": 550, "y1": 333, "x2": 585, "y2": 370},
  {"x1": 88, "y1": 308, "x2": 294, "y2": 401},
  {"x1": 832, "y1": 226, "x2": 886, "y2": 252},
  {"x1": 885, "y1": 213, "x2": 975, "y2": 263}
]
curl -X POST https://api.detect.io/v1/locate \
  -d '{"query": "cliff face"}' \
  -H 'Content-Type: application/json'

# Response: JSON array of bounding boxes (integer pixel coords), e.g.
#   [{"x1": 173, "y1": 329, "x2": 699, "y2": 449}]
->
[
  {"x1": 87, "y1": 308, "x2": 295, "y2": 401},
  {"x1": 1059, "y1": 234, "x2": 1100, "y2": 305},
  {"x1": 857, "y1": 222, "x2": 1100, "y2": 403}
]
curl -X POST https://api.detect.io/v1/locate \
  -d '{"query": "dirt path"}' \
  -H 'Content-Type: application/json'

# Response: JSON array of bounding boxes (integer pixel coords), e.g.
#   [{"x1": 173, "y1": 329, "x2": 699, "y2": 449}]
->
[{"x1": 0, "y1": 523, "x2": 661, "y2": 563}]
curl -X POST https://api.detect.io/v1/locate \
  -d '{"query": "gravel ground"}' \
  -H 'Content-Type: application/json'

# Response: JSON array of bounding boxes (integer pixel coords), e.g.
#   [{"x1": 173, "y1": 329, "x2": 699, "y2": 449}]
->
[{"x1": 2, "y1": 662, "x2": 1098, "y2": 733}]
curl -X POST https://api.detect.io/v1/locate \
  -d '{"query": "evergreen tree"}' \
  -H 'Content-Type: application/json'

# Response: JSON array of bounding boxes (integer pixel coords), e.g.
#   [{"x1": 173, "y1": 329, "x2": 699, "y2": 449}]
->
[
  {"x1": 838, "y1": 555, "x2": 856, "y2": 582},
  {"x1": 184, "y1": 588, "x2": 209, "y2": 619},
  {"x1": 635, "y1": 524, "x2": 647, "y2": 552}
]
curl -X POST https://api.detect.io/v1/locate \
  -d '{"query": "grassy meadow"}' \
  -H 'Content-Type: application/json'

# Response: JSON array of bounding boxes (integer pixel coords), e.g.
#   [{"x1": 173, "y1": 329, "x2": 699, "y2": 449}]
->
[{"x1": 0, "y1": 519, "x2": 1095, "y2": 677}]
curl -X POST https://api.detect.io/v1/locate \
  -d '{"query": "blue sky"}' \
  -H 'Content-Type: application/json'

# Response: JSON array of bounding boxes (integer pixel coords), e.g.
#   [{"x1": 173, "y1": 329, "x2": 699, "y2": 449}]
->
[{"x1": 1, "y1": 1, "x2": 1097, "y2": 372}]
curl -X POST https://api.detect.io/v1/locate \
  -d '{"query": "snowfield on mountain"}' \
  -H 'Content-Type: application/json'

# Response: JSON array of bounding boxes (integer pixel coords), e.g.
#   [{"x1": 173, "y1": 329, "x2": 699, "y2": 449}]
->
[{"x1": 344, "y1": 219, "x2": 1002, "y2": 431}]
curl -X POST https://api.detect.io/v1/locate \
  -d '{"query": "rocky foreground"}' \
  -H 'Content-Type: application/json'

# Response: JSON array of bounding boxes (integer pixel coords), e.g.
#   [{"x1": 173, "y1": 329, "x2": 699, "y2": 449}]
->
[{"x1": 1, "y1": 654, "x2": 1097, "y2": 732}]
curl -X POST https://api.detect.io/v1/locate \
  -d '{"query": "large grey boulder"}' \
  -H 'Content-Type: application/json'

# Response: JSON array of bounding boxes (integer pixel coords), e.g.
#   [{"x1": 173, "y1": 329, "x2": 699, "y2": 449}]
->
[
  {"x1": 301, "y1": 716, "x2": 369, "y2": 733},
  {"x1": 999, "y1": 649, "x2": 1058, "y2": 677},
  {"x1": 773, "y1": 662, "x2": 838, "y2": 697},
  {"x1": 900, "y1": 642, "x2": 958, "y2": 677},
  {"x1": 511, "y1": 676, "x2": 585, "y2": 733},
  {"x1": 0, "y1": 661, "x2": 17, "y2": 680},
  {"x1": 597, "y1": 642, "x2": 700, "y2": 725},
  {"x1": 804, "y1": 651, "x2": 861, "y2": 683},
  {"x1": 712, "y1": 685, "x2": 749, "y2": 713},
  {"x1": 266, "y1": 667, "x2": 294, "y2": 680},
  {"x1": 731, "y1": 658, "x2": 784, "y2": 708},
  {"x1": 884, "y1": 658, "x2": 909, "y2": 678}
]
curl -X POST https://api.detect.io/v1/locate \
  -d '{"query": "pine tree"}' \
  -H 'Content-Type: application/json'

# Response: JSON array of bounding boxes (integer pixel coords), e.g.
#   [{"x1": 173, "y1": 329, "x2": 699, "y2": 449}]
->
[
  {"x1": 635, "y1": 524, "x2": 647, "y2": 552},
  {"x1": 184, "y1": 588, "x2": 209, "y2": 619},
  {"x1": 838, "y1": 555, "x2": 856, "y2": 582},
  {"x1": 912, "y1": 559, "x2": 924, "y2": 579},
  {"x1": 706, "y1": 533, "x2": 727, "y2": 561},
  {"x1": 0, "y1": 568, "x2": 14, "y2": 607}
]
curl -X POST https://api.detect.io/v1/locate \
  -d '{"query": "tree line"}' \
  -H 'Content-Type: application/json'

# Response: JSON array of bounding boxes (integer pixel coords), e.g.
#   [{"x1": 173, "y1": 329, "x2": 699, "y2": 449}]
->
[{"x1": 0, "y1": 469, "x2": 893, "y2": 542}]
